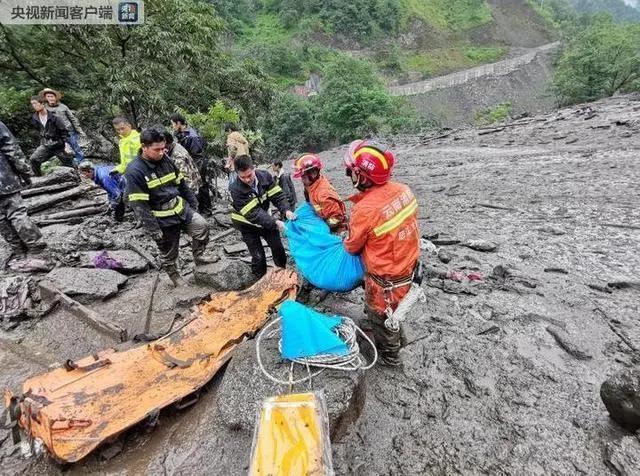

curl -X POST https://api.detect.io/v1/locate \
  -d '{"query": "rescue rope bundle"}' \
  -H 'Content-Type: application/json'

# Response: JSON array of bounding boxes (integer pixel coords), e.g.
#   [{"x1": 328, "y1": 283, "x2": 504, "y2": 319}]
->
[{"x1": 256, "y1": 316, "x2": 378, "y2": 386}]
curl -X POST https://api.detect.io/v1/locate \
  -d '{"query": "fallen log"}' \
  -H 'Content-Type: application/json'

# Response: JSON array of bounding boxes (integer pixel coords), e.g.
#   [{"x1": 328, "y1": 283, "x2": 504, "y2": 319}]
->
[
  {"x1": 36, "y1": 204, "x2": 106, "y2": 221},
  {"x1": 475, "y1": 202, "x2": 518, "y2": 212},
  {"x1": 29, "y1": 167, "x2": 79, "y2": 188},
  {"x1": 9, "y1": 269, "x2": 298, "y2": 463},
  {"x1": 601, "y1": 223, "x2": 640, "y2": 231},
  {"x1": 26, "y1": 184, "x2": 95, "y2": 213},
  {"x1": 38, "y1": 281, "x2": 127, "y2": 342},
  {"x1": 478, "y1": 127, "x2": 505, "y2": 136},
  {"x1": 21, "y1": 182, "x2": 77, "y2": 198}
]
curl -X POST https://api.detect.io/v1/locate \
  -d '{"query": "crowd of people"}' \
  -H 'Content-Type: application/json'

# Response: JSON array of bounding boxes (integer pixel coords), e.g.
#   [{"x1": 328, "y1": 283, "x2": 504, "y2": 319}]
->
[{"x1": 0, "y1": 88, "x2": 421, "y2": 366}]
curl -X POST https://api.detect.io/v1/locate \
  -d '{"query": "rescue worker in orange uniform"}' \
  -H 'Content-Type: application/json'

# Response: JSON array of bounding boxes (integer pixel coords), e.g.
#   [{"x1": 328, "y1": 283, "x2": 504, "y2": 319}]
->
[
  {"x1": 293, "y1": 153, "x2": 346, "y2": 233},
  {"x1": 343, "y1": 140, "x2": 420, "y2": 366}
]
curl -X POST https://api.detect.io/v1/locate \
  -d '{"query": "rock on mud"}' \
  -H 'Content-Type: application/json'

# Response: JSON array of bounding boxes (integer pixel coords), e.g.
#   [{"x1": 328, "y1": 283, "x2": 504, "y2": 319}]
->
[
  {"x1": 601, "y1": 368, "x2": 640, "y2": 431},
  {"x1": 42, "y1": 267, "x2": 128, "y2": 303},
  {"x1": 217, "y1": 339, "x2": 364, "y2": 439},
  {"x1": 463, "y1": 240, "x2": 498, "y2": 252},
  {"x1": 194, "y1": 259, "x2": 254, "y2": 291}
]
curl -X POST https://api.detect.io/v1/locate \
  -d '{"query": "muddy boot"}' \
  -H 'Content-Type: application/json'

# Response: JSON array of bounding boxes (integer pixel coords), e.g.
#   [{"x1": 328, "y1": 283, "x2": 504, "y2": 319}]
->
[
  {"x1": 378, "y1": 352, "x2": 403, "y2": 367},
  {"x1": 193, "y1": 253, "x2": 219, "y2": 266},
  {"x1": 166, "y1": 266, "x2": 187, "y2": 288}
]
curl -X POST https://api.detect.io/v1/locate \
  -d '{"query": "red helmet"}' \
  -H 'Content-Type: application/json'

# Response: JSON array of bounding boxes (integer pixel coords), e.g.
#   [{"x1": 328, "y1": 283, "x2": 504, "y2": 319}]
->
[
  {"x1": 292, "y1": 153, "x2": 323, "y2": 178},
  {"x1": 344, "y1": 140, "x2": 394, "y2": 185}
]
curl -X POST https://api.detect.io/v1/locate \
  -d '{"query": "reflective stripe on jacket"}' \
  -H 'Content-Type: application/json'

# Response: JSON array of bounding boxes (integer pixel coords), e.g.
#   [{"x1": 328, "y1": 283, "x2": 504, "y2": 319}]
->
[
  {"x1": 229, "y1": 169, "x2": 290, "y2": 231},
  {"x1": 124, "y1": 154, "x2": 198, "y2": 233},
  {"x1": 344, "y1": 181, "x2": 420, "y2": 314}
]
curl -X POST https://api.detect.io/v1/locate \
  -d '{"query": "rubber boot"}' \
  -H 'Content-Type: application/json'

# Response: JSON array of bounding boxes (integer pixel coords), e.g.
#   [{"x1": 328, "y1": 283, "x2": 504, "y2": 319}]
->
[
  {"x1": 193, "y1": 253, "x2": 219, "y2": 266},
  {"x1": 166, "y1": 266, "x2": 187, "y2": 288}
]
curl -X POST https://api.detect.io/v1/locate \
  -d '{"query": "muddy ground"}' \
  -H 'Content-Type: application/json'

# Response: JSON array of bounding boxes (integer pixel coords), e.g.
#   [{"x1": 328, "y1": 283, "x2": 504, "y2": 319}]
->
[{"x1": 1, "y1": 94, "x2": 639, "y2": 475}]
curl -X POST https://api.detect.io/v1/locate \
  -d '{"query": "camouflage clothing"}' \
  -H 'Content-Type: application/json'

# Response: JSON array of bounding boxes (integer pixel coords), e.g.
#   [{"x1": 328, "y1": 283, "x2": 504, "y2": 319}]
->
[
  {"x1": 0, "y1": 121, "x2": 32, "y2": 196},
  {"x1": 167, "y1": 143, "x2": 202, "y2": 192},
  {"x1": 0, "y1": 121, "x2": 45, "y2": 253}
]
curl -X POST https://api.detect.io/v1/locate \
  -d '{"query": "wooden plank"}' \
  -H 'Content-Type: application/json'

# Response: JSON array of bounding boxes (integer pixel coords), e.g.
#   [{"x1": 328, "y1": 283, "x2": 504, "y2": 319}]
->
[{"x1": 39, "y1": 281, "x2": 127, "y2": 342}]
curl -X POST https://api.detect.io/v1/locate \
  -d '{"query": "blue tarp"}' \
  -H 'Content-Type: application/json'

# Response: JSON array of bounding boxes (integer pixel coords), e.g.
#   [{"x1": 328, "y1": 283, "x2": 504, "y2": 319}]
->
[
  {"x1": 284, "y1": 202, "x2": 364, "y2": 292},
  {"x1": 279, "y1": 300, "x2": 348, "y2": 359}
]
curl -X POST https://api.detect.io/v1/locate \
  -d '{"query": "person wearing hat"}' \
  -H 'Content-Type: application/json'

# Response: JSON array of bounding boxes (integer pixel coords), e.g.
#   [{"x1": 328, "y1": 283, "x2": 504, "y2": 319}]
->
[
  {"x1": 29, "y1": 96, "x2": 73, "y2": 175},
  {"x1": 40, "y1": 88, "x2": 86, "y2": 165},
  {"x1": 78, "y1": 160, "x2": 126, "y2": 221}
]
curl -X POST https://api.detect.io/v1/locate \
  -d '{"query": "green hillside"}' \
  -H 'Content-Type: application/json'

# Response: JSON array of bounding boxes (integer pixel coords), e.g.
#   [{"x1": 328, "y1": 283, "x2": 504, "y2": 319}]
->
[{"x1": 217, "y1": 0, "x2": 555, "y2": 86}]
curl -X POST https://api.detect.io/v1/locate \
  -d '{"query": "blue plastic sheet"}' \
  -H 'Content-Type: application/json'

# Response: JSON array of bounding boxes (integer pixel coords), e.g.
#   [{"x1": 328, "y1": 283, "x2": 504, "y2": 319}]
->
[
  {"x1": 280, "y1": 300, "x2": 348, "y2": 359},
  {"x1": 284, "y1": 202, "x2": 364, "y2": 292}
]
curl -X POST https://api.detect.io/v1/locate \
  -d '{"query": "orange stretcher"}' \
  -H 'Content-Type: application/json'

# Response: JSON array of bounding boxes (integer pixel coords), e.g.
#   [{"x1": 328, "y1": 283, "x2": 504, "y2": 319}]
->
[
  {"x1": 249, "y1": 392, "x2": 333, "y2": 476},
  {"x1": 4, "y1": 269, "x2": 298, "y2": 463}
]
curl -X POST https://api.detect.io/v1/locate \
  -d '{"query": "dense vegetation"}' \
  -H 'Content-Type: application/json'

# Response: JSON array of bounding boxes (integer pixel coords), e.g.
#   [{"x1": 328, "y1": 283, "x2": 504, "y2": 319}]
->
[
  {"x1": 2, "y1": 0, "x2": 638, "y2": 161},
  {"x1": 553, "y1": 14, "x2": 640, "y2": 104}
]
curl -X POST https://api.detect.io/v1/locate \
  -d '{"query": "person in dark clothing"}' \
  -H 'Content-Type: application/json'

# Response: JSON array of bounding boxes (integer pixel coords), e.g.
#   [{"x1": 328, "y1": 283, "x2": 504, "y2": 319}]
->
[
  {"x1": 170, "y1": 113, "x2": 212, "y2": 216},
  {"x1": 271, "y1": 161, "x2": 297, "y2": 210},
  {"x1": 40, "y1": 88, "x2": 85, "y2": 164},
  {"x1": 125, "y1": 128, "x2": 214, "y2": 286},
  {"x1": 0, "y1": 121, "x2": 46, "y2": 263},
  {"x1": 78, "y1": 161, "x2": 126, "y2": 222},
  {"x1": 29, "y1": 96, "x2": 72, "y2": 175},
  {"x1": 229, "y1": 155, "x2": 296, "y2": 279}
]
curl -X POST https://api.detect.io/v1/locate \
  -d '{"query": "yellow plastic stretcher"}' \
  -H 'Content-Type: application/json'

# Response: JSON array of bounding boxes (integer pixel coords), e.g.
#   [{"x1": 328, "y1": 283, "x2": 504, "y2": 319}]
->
[
  {"x1": 250, "y1": 392, "x2": 333, "y2": 476},
  {"x1": 4, "y1": 269, "x2": 298, "y2": 463}
]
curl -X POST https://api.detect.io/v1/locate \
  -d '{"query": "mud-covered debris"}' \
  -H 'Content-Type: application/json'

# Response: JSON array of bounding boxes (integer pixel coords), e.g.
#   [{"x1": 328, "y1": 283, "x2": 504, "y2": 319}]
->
[
  {"x1": 421, "y1": 239, "x2": 438, "y2": 254},
  {"x1": 544, "y1": 267, "x2": 569, "y2": 274},
  {"x1": 217, "y1": 340, "x2": 363, "y2": 439},
  {"x1": 463, "y1": 240, "x2": 497, "y2": 252},
  {"x1": 605, "y1": 436, "x2": 640, "y2": 476},
  {"x1": 437, "y1": 249, "x2": 452, "y2": 264},
  {"x1": 43, "y1": 267, "x2": 128, "y2": 303},
  {"x1": 601, "y1": 368, "x2": 640, "y2": 431},
  {"x1": 537, "y1": 226, "x2": 566, "y2": 236},
  {"x1": 607, "y1": 281, "x2": 640, "y2": 291},
  {"x1": 224, "y1": 242, "x2": 249, "y2": 254},
  {"x1": 194, "y1": 259, "x2": 253, "y2": 291},
  {"x1": 82, "y1": 250, "x2": 149, "y2": 274},
  {"x1": 546, "y1": 325, "x2": 592, "y2": 360}
]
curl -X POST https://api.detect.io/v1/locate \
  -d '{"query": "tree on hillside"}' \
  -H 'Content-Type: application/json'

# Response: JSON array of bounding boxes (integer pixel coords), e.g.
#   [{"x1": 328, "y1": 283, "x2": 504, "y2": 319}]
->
[
  {"x1": 259, "y1": 92, "x2": 327, "y2": 161},
  {"x1": 553, "y1": 14, "x2": 640, "y2": 104},
  {"x1": 316, "y1": 56, "x2": 398, "y2": 142}
]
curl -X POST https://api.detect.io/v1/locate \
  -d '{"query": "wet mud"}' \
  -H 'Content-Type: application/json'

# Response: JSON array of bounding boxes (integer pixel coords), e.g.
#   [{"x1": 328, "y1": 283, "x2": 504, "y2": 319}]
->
[{"x1": 1, "y1": 95, "x2": 639, "y2": 474}]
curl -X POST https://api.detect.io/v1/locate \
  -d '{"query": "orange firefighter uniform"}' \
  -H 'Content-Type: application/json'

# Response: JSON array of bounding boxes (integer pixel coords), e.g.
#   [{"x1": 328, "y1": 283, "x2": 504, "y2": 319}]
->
[
  {"x1": 305, "y1": 175, "x2": 347, "y2": 232},
  {"x1": 344, "y1": 181, "x2": 420, "y2": 316}
]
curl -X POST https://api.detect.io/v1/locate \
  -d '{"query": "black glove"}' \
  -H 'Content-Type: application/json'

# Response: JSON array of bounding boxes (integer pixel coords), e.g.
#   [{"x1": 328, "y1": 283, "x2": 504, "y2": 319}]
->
[{"x1": 21, "y1": 175, "x2": 32, "y2": 187}]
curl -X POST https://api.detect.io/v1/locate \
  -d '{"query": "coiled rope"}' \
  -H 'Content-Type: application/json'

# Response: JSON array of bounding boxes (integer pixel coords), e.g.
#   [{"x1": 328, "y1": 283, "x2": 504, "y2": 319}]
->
[{"x1": 256, "y1": 316, "x2": 378, "y2": 386}]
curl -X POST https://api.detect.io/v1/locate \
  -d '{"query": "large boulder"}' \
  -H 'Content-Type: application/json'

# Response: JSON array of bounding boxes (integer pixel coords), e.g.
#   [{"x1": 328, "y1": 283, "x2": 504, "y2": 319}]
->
[
  {"x1": 601, "y1": 368, "x2": 640, "y2": 431},
  {"x1": 194, "y1": 259, "x2": 254, "y2": 291},
  {"x1": 42, "y1": 267, "x2": 128, "y2": 303},
  {"x1": 217, "y1": 339, "x2": 365, "y2": 439}
]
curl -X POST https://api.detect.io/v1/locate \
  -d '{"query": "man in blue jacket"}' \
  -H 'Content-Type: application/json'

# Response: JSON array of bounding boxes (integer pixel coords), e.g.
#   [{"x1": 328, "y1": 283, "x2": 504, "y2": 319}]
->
[{"x1": 78, "y1": 161, "x2": 126, "y2": 221}]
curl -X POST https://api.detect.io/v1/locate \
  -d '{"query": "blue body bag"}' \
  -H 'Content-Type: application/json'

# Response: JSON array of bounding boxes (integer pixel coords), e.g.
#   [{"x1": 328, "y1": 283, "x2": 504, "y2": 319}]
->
[{"x1": 284, "y1": 202, "x2": 364, "y2": 292}]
